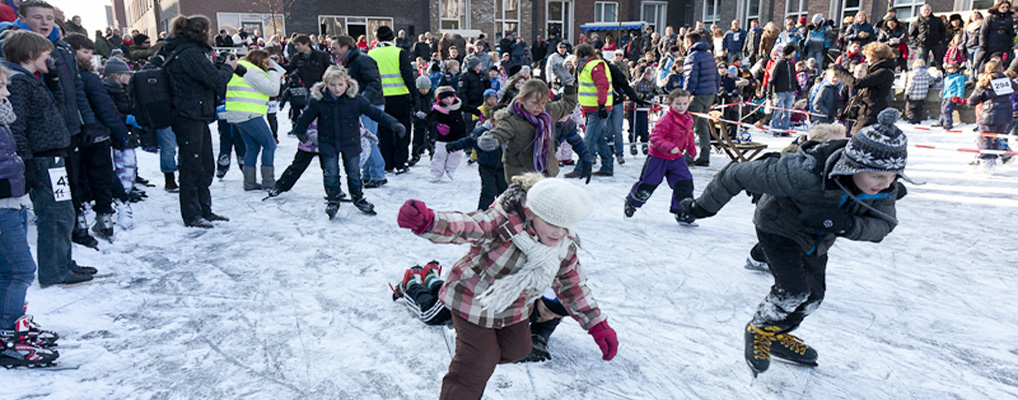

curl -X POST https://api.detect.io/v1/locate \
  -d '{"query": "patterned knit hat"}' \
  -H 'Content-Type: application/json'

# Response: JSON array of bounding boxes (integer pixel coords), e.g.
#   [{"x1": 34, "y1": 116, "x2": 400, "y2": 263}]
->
[{"x1": 830, "y1": 109, "x2": 911, "y2": 181}]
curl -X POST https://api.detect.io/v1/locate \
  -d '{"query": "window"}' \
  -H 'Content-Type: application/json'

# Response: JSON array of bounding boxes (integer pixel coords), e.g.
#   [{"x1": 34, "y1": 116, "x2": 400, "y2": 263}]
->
[
  {"x1": 317, "y1": 15, "x2": 392, "y2": 43},
  {"x1": 836, "y1": 0, "x2": 861, "y2": 26},
  {"x1": 893, "y1": 0, "x2": 924, "y2": 20},
  {"x1": 785, "y1": 0, "x2": 807, "y2": 21},
  {"x1": 440, "y1": 0, "x2": 469, "y2": 30},
  {"x1": 595, "y1": 2, "x2": 619, "y2": 23},
  {"x1": 496, "y1": 0, "x2": 520, "y2": 39},
  {"x1": 741, "y1": 0, "x2": 760, "y2": 27},
  {"x1": 642, "y1": 1, "x2": 668, "y2": 33},
  {"x1": 217, "y1": 13, "x2": 287, "y2": 40},
  {"x1": 703, "y1": 0, "x2": 719, "y2": 25},
  {"x1": 547, "y1": 1, "x2": 572, "y2": 41}
]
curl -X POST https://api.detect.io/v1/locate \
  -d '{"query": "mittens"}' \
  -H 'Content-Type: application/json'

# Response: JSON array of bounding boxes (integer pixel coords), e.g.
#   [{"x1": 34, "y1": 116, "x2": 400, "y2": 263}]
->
[
  {"x1": 679, "y1": 198, "x2": 715, "y2": 219},
  {"x1": 397, "y1": 199, "x2": 435, "y2": 234},
  {"x1": 588, "y1": 320, "x2": 618, "y2": 361},
  {"x1": 476, "y1": 133, "x2": 499, "y2": 151},
  {"x1": 391, "y1": 122, "x2": 407, "y2": 138},
  {"x1": 436, "y1": 123, "x2": 451, "y2": 136}
]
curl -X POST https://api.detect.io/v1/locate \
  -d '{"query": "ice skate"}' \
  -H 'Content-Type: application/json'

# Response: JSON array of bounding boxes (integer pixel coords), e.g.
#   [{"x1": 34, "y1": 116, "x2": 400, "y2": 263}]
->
[
  {"x1": 72, "y1": 214, "x2": 99, "y2": 249},
  {"x1": 353, "y1": 197, "x2": 376, "y2": 215},
  {"x1": 116, "y1": 202, "x2": 134, "y2": 230},
  {"x1": 770, "y1": 332, "x2": 818, "y2": 367},
  {"x1": 744, "y1": 256, "x2": 770, "y2": 272},
  {"x1": 745, "y1": 322, "x2": 781, "y2": 377},
  {"x1": 624, "y1": 200, "x2": 637, "y2": 218},
  {"x1": 325, "y1": 200, "x2": 341, "y2": 220},
  {"x1": 674, "y1": 211, "x2": 698, "y2": 227},
  {"x1": 91, "y1": 213, "x2": 114, "y2": 243},
  {"x1": 0, "y1": 315, "x2": 59, "y2": 348}
]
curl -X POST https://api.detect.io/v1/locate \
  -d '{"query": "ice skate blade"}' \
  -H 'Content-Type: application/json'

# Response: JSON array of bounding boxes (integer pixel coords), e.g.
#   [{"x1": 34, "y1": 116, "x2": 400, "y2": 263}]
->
[{"x1": 771, "y1": 355, "x2": 818, "y2": 367}]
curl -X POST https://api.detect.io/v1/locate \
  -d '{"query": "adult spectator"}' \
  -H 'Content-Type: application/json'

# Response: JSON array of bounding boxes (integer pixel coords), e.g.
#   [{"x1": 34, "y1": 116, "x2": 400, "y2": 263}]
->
[
  {"x1": 94, "y1": 29, "x2": 112, "y2": 57},
  {"x1": 545, "y1": 40, "x2": 571, "y2": 89},
  {"x1": 844, "y1": 11, "x2": 876, "y2": 48},
  {"x1": 947, "y1": 14, "x2": 965, "y2": 40},
  {"x1": 979, "y1": 0, "x2": 1016, "y2": 65},
  {"x1": 450, "y1": 33, "x2": 467, "y2": 54},
  {"x1": 877, "y1": 16, "x2": 908, "y2": 71},
  {"x1": 767, "y1": 45, "x2": 798, "y2": 134},
  {"x1": 498, "y1": 31, "x2": 512, "y2": 57},
  {"x1": 804, "y1": 14, "x2": 831, "y2": 66},
  {"x1": 233, "y1": 27, "x2": 252, "y2": 47},
  {"x1": 605, "y1": 59, "x2": 642, "y2": 164},
  {"x1": 657, "y1": 45, "x2": 682, "y2": 88},
  {"x1": 396, "y1": 29, "x2": 413, "y2": 52},
  {"x1": 659, "y1": 26, "x2": 679, "y2": 57},
  {"x1": 875, "y1": 9, "x2": 898, "y2": 31},
  {"x1": 215, "y1": 29, "x2": 234, "y2": 47},
  {"x1": 963, "y1": 12, "x2": 983, "y2": 74},
  {"x1": 723, "y1": 20, "x2": 747, "y2": 63},
  {"x1": 129, "y1": 33, "x2": 163, "y2": 63},
  {"x1": 758, "y1": 22, "x2": 780, "y2": 63},
  {"x1": 624, "y1": 29, "x2": 642, "y2": 62},
  {"x1": 162, "y1": 14, "x2": 236, "y2": 228},
  {"x1": 284, "y1": 34, "x2": 331, "y2": 92},
  {"x1": 681, "y1": 31, "x2": 719, "y2": 167},
  {"x1": 832, "y1": 42, "x2": 896, "y2": 135},
  {"x1": 531, "y1": 35, "x2": 548, "y2": 67},
  {"x1": 510, "y1": 34, "x2": 529, "y2": 69},
  {"x1": 413, "y1": 33, "x2": 431, "y2": 61},
  {"x1": 641, "y1": 27, "x2": 657, "y2": 58},
  {"x1": 744, "y1": 20, "x2": 763, "y2": 66},
  {"x1": 567, "y1": 44, "x2": 614, "y2": 177},
  {"x1": 369, "y1": 25, "x2": 418, "y2": 173},
  {"x1": 332, "y1": 34, "x2": 387, "y2": 187},
  {"x1": 225, "y1": 49, "x2": 282, "y2": 191},
  {"x1": 909, "y1": 4, "x2": 948, "y2": 69},
  {"x1": 64, "y1": 14, "x2": 85, "y2": 36}
]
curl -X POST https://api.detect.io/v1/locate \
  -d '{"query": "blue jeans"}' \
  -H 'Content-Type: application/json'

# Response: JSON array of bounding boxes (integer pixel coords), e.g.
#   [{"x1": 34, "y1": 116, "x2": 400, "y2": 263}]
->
[
  {"x1": 236, "y1": 117, "x2": 277, "y2": 167},
  {"x1": 361, "y1": 104, "x2": 387, "y2": 181},
  {"x1": 0, "y1": 206, "x2": 35, "y2": 329},
  {"x1": 574, "y1": 111, "x2": 612, "y2": 174},
  {"x1": 807, "y1": 50, "x2": 824, "y2": 65},
  {"x1": 607, "y1": 104, "x2": 624, "y2": 157},
  {"x1": 157, "y1": 127, "x2": 178, "y2": 173},
  {"x1": 321, "y1": 146, "x2": 363, "y2": 200},
  {"x1": 770, "y1": 92, "x2": 795, "y2": 131},
  {"x1": 27, "y1": 157, "x2": 76, "y2": 286}
]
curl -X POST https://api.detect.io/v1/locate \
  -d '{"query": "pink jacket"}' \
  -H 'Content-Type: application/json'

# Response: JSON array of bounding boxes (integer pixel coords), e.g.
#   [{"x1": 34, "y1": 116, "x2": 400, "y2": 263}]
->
[{"x1": 649, "y1": 108, "x2": 696, "y2": 160}]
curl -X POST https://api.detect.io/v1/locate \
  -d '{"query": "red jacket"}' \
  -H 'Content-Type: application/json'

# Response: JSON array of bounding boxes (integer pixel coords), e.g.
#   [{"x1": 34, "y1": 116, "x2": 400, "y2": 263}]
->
[
  {"x1": 579, "y1": 57, "x2": 612, "y2": 114},
  {"x1": 649, "y1": 108, "x2": 696, "y2": 160},
  {"x1": 0, "y1": 3, "x2": 15, "y2": 23}
]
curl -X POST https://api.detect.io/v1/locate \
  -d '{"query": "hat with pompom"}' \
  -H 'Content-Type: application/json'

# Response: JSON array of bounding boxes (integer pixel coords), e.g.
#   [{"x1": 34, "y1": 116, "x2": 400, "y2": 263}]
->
[
  {"x1": 525, "y1": 178, "x2": 594, "y2": 233},
  {"x1": 829, "y1": 109, "x2": 911, "y2": 182}
]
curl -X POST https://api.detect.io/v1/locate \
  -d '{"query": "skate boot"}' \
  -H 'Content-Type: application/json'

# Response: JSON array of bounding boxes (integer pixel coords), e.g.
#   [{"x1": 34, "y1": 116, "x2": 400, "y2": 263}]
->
[
  {"x1": 744, "y1": 256, "x2": 770, "y2": 272},
  {"x1": 0, "y1": 315, "x2": 59, "y2": 348},
  {"x1": 519, "y1": 334, "x2": 552, "y2": 362},
  {"x1": 745, "y1": 322, "x2": 782, "y2": 377},
  {"x1": 353, "y1": 197, "x2": 377, "y2": 215},
  {"x1": 624, "y1": 200, "x2": 637, "y2": 218},
  {"x1": 630, "y1": 144, "x2": 638, "y2": 155},
  {"x1": 92, "y1": 213, "x2": 114, "y2": 242},
  {"x1": 642, "y1": 143, "x2": 649, "y2": 155},
  {"x1": 216, "y1": 154, "x2": 231, "y2": 179},
  {"x1": 325, "y1": 199, "x2": 341, "y2": 220},
  {"x1": 72, "y1": 214, "x2": 99, "y2": 249},
  {"x1": 116, "y1": 202, "x2": 134, "y2": 230},
  {"x1": 1, "y1": 334, "x2": 59, "y2": 369},
  {"x1": 674, "y1": 211, "x2": 698, "y2": 227},
  {"x1": 390, "y1": 265, "x2": 424, "y2": 300},
  {"x1": 770, "y1": 332, "x2": 818, "y2": 366}
]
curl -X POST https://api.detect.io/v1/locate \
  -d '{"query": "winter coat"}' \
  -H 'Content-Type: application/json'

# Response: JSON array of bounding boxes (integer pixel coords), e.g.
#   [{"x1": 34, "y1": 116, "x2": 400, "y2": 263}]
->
[
  {"x1": 909, "y1": 14, "x2": 948, "y2": 48},
  {"x1": 809, "y1": 80, "x2": 844, "y2": 121},
  {"x1": 102, "y1": 76, "x2": 133, "y2": 117},
  {"x1": 225, "y1": 61, "x2": 283, "y2": 124},
  {"x1": 43, "y1": 37, "x2": 95, "y2": 136},
  {"x1": 836, "y1": 51, "x2": 865, "y2": 69},
  {"x1": 967, "y1": 73, "x2": 1018, "y2": 126},
  {"x1": 339, "y1": 48, "x2": 384, "y2": 106},
  {"x1": 428, "y1": 98, "x2": 480, "y2": 143},
  {"x1": 412, "y1": 41, "x2": 432, "y2": 61},
  {"x1": 6, "y1": 64, "x2": 70, "y2": 159},
  {"x1": 78, "y1": 67, "x2": 129, "y2": 148},
  {"x1": 804, "y1": 25, "x2": 829, "y2": 53},
  {"x1": 723, "y1": 28, "x2": 747, "y2": 55},
  {"x1": 944, "y1": 45, "x2": 967, "y2": 66},
  {"x1": 833, "y1": 58, "x2": 896, "y2": 133},
  {"x1": 695, "y1": 139, "x2": 902, "y2": 256},
  {"x1": 421, "y1": 182, "x2": 603, "y2": 330},
  {"x1": 0, "y1": 123, "x2": 25, "y2": 199},
  {"x1": 215, "y1": 35, "x2": 235, "y2": 47},
  {"x1": 681, "y1": 41, "x2": 719, "y2": 96},
  {"x1": 487, "y1": 86, "x2": 578, "y2": 181},
  {"x1": 129, "y1": 42, "x2": 163, "y2": 63},
  {"x1": 904, "y1": 67, "x2": 931, "y2": 101},
  {"x1": 844, "y1": 21, "x2": 876, "y2": 46},
  {"x1": 448, "y1": 121, "x2": 503, "y2": 168},
  {"x1": 963, "y1": 23, "x2": 981, "y2": 55},
  {"x1": 576, "y1": 56, "x2": 612, "y2": 113},
  {"x1": 979, "y1": 9, "x2": 1016, "y2": 63},
  {"x1": 94, "y1": 35, "x2": 113, "y2": 58},
  {"x1": 608, "y1": 62, "x2": 640, "y2": 106},
  {"x1": 161, "y1": 36, "x2": 234, "y2": 122},
  {"x1": 284, "y1": 48, "x2": 332, "y2": 90},
  {"x1": 293, "y1": 79, "x2": 398, "y2": 155},
  {"x1": 649, "y1": 109, "x2": 695, "y2": 160},
  {"x1": 767, "y1": 58, "x2": 797, "y2": 95},
  {"x1": 279, "y1": 77, "x2": 309, "y2": 111},
  {"x1": 942, "y1": 73, "x2": 967, "y2": 99},
  {"x1": 877, "y1": 24, "x2": 907, "y2": 46},
  {"x1": 758, "y1": 28, "x2": 779, "y2": 59},
  {"x1": 457, "y1": 69, "x2": 490, "y2": 108}
]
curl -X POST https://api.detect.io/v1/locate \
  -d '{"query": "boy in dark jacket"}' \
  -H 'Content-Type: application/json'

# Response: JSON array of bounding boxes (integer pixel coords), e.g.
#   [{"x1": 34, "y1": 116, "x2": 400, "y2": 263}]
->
[
  {"x1": 410, "y1": 75, "x2": 434, "y2": 166},
  {"x1": 808, "y1": 69, "x2": 844, "y2": 124},
  {"x1": 681, "y1": 109, "x2": 910, "y2": 377},
  {"x1": 427, "y1": 86, "x2": 481, "y2": 182},
  {"x1": 101, "y1": 56, "x2": 144, "y2": 229},
  {"x1": 447, "y1": 106, "x2": 507, "y2": 210},
  {"x1": 278, "y1": 73, "x2": 308, "y2": 131}
]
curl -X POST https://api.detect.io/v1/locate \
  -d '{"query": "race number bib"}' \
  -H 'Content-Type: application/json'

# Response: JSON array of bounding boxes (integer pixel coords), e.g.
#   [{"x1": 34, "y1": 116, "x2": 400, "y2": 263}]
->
[
  {"x1": 48, "y1": 165, "x2": 71, "y2": 202},
  {"x1": 991, "y1": 77, "x2": 1014, "y2": 96}
]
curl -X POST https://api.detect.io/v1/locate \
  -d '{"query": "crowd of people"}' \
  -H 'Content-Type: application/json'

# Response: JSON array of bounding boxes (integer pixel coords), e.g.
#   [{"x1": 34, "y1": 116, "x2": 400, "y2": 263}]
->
[{"x1": 0, "y1": 0, "x2": 1007, "y2": 395}]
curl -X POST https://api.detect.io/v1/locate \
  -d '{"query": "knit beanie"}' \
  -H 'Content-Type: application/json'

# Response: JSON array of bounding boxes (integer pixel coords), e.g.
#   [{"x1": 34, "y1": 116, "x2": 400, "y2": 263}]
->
[
  {"x1": 103, "y1": 57, "x2": 132, "y2": 75},
  {"x1": 483, "y1": 88, "x2": 498, "y2": 100},
  {"x1": 376, "y1": 26, "x2": 395, "y2": 42},
  {"x1": 435, "y1": 86, "x2": 456, "y2": 100},
  {"x1": 133, "y1": 33, "x2": 149, "y2": 45},
  {"x1": 415, "y1": 75, "x2": 432, "y2": 89},
  {"x1": 829, "y1": 109, "x2": 911, "y2": 181},
  {"x1": 465, "y1": 56, "x2": 481, "y2": 71},
  {"x1": 525, "y1": 178, "x2": 594, "y2": 233},
  {"x1": 812, "y1": 13, "x2": 825, "y2": 25}
]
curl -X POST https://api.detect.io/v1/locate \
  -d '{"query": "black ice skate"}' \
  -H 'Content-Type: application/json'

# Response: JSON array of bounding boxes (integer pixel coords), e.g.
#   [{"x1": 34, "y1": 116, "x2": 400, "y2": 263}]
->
[
  {"x1": 1, "y1": 336, "x2": 59, "y2": 369},
  {"x1": 519, "y1": 334, "x2": 551, "y2": 362},
  {"x1": 325, "y1": 200, "x2": 340, "y2": 220},
  {"x1": 72, "y1": 214, "x2": 99, "y2": 249},
  {"x1": 770, "y1": 332, "x2": 818, "y2": 367},
  {"x1": 745, "y1": 322, "x2": 781, "y2": 377},
  {"x1": 353, "y1": 197, "x2": 377, "y2": 215},
  {"x1": 624, "y1": 200, "x2": 637, "y2": 218},
  {"x1": 92, "y1": 213, "x2": 114, "y2": 243},
  {"x1": 674, "y1": 211, "x2": 698, "y2": 227}
]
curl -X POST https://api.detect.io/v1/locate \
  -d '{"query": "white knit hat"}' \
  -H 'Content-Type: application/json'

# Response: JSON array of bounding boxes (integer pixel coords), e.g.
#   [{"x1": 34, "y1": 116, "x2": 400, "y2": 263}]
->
[{"x1": 525, "y1": 178, "x2": 594, "y2": 232}]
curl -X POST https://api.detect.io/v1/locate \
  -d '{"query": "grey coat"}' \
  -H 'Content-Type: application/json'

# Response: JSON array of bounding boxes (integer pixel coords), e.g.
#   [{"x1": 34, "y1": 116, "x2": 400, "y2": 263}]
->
[{"x1": 695, "y1": 140, "x2": 902, "y2": 256}]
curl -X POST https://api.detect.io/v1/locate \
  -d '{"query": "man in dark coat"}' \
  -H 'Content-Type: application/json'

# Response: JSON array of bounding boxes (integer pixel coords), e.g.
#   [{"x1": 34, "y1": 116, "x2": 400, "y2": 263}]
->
[
  {"x1": 531, "y1": 36, "x2": 548, "y2": 68},
  {"x1": 909, "y1": 4, "x2": 948, "y2": 69},
  {"x1": 744, "y1": 20, "x2": 763, "y2": 66},
  {"x1": 215, "y1": 29, "x2": 234, "y2": 47},
  {"x1": 285, "y1": 34, "x2": 332, "y2": 90},
  {"x1": 681, "y1": 31, "x2": 719, "y2": 166}
]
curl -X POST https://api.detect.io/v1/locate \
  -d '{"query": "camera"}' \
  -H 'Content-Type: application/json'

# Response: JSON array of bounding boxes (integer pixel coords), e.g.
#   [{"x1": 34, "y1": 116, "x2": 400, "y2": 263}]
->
[{"x1": 214, "y1": 50, "x2": 237, "y2": 67}]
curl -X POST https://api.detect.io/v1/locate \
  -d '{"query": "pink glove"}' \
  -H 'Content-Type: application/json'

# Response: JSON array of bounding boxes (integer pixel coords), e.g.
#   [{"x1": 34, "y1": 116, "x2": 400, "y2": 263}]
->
[
  {"x1": 588, "y1": 320, "x2": 618, "y2": 361},
  {"x1": 397, "y1": 199, "x2": 435, "y2": 234},
  {"x1": 436, "y1": 123, "x2": 451, "y2": 136}
]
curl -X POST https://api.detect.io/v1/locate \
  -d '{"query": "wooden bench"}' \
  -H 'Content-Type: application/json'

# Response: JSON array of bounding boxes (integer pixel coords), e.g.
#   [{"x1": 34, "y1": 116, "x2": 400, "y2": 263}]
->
[{"x1": 707, "y1": 111, "x2": 768, "y2": 162}]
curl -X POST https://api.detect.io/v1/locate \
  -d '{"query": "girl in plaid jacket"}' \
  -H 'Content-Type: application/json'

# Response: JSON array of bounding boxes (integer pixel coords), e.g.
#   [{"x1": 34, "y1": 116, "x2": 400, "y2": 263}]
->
[{"x1": 397, "y1": 173, "x2": 618, "y2": 399}]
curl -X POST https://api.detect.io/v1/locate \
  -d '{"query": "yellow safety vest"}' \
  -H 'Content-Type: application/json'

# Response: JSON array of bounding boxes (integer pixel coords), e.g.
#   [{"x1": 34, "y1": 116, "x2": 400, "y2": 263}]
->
[
  {"x1": 225, "y1": 60, "x2": 270, "y2": 115},
  {"x1": 578, "y1": 58, "x2": 613, "y2": 108},
  {"x1": 369, "y1": 45, "x2": 410, "y2": 97}
]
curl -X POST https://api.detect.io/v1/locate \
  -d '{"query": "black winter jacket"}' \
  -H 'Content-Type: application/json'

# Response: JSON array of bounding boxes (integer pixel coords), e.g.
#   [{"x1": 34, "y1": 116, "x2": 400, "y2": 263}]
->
[
  {"x1": 161, "y1": 37, "x2": 234, "y2": 122},
  {"x1": 78, "y1": 67, "x2": 129, "y2": 148},
  {"x1": 293, "y1": 79, "x2": 398, "y2": 154},
  {"x1": 285, "y1": 48, "x2": 333, "y2": 90},
  {"x1": 967, "y1": 73, "x2": 1018, "y2": 126},
  {"x1": 844, "y1": 21, "x2": 876, "y2": 47},
  {"x1": 457, "y1": 69, "x2": 490, "y2": 108},
  {"x1": 48, "y1": 38, "x2": 95, "y2": 136},
  {"x1": 339, "y1": 48, "x2": 384, "y2": 106},
  {"x1": 745, "y1": 27, "x2": 763, "y2": 59},
  {"x1": 608, "y1": 62, "x2": 640, "y2": 106},
  {"x1": 102, "y1": 76, "x2": 133, "y2": 117},
  {"x1": 768, "y1": 58, "x2": 797, "y2": 95},
  {"x1": 979, "y1": 9, "x2": 1016, "y2": 63},
  {"x1": 833, "y1": 58, "x2": 896, "y2": 133},
  {"x1": 909, "y1": 15, "x2": 948, "y2": 48},
  {"x1": 6, "y1": 64, "x2": 70, "y2": 159},
  {"x1": 448, "y1": 121, "x2": 503, "y2": 168},
  {"x1": 428, "y1": 98, "x2": 481, "y2": 142}
]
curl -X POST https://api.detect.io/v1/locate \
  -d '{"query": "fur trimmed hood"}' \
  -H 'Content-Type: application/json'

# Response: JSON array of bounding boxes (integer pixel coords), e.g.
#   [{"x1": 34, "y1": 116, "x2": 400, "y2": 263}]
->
[{"x1": 311, "y1": 78, "x2": 360, "y2": 101}]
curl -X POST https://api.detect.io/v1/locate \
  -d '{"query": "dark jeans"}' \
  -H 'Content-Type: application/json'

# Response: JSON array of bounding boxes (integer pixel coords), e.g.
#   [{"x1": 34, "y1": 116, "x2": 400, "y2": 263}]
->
[
  {"x1": 71, "y1": 139, "x2": 117, "y2": 214},
  {"x1": 275, "y1": 149, "x2": 322, "y2": 193},
  {"x1": 440, "y1": 313, "x2": 531, "y2": 400},
  {"x1": 320, "y1": 146, "x2": 363, "y2": 200},
  {"x1": 173, "y1": 118, "x2": 216, "y2": 224},
  {"x1": 938, "y1": 98, "x2": 956, "y2": 129},
  {"x1": 412, "y1": 118, "x2": 434, "y2": 157},
  {"x1": 217, "y1": 120, "x2": 246, "y2": 167},
  {"x1": 27, "y1": 156, "x2": 77, "y2": 286},
  {"x1": 0, "y1": 207, "x2": 36, "y2": 329},
  {"x1": 628, "y1": 109, "x2": 649, "y2": 143},
  {"x1": 917, "y1": 43, "x2": 947, "y2": 69},
  {"x1": 379, "y1": 95, "x2": 412, "y2": 170},
  {"x1": 752, "y1": 229, "x2": 828, "y2": 332},
  {"x1": 689, "y1": 94, "x2": 716, "y2": 163},
  {"x1": 905, "y1": 100, "x2": 924, "y2": 124},
  {"x1": 626, "y1": 156, "x2": 694, "y2": 213},
  {"x1": 477, "y1": 164, "x2": 508, "y2": 211}
]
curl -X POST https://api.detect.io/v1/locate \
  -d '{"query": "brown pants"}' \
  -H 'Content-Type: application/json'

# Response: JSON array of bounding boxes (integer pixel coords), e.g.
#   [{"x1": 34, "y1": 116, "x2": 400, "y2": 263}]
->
[{"x1": 439, "y1": 313, "x2": 532, "y2": 400}]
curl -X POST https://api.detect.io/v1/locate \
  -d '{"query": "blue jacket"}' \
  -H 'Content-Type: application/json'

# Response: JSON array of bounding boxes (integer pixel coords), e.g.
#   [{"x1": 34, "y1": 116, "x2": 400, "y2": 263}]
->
[
  {"x1": 844, "y1": 21, "x2": 876, "y2": 47},
  {"x1": 78, "y1": 67, "x2": 130, "y2": 149},
  {"x1": 681, "y1": 41, "x2": 719, "y2": 96},
  {"x1": 723, "y1": 29, "x2": 747, "y2": 55},
  {"x1": 941, "y1": 73, "x2": 966, "y2": 99},
  {"x1": 0, "y1": 123, "x2": 26, "y2": 199},
  {"x1": 448, "y1": 121, "x2": 503, "y2": 168}
]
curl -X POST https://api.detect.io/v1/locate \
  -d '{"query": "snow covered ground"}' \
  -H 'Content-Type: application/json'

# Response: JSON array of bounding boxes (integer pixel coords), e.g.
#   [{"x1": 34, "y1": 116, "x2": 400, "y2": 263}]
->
[{"x1": 3, "y1": 114, "x2": 1017, "y2": 400}]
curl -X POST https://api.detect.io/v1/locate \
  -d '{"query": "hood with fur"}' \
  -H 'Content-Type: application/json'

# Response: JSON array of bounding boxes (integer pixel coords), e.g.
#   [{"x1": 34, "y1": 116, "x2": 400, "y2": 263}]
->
[{"x1": 311, "y1": 78, "x2": 360, "y2": 101}]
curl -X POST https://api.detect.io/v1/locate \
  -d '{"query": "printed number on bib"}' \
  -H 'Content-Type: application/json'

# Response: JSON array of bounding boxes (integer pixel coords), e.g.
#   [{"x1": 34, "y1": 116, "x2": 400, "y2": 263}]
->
[
  {"x1": 991, "y1": 77, "x2": 1013, "y2": 96},
  {"x1": 49, "y1": 167, "x2": 72, "y2": 202}
]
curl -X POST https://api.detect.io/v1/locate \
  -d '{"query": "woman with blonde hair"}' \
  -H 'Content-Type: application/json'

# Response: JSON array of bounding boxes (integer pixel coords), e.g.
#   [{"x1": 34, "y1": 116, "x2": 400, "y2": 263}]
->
[
  {"x1": 832, "y1": 42, "x2": 896, "y2": 134},
  {"x1": 226, "y1": 48, "x2": 284, "y2": 190},
  {"x1": 758, "y1": 22, "x2": 780, "y2": 62},
  {"x1": 845, "y1": 11, "x2": 876, "y2": 47}
]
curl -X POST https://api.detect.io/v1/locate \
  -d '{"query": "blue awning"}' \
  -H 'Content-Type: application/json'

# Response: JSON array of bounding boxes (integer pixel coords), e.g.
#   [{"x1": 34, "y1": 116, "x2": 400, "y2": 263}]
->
[{"x1": 579, "y1": 21, "x2": 646, "y2": 31}]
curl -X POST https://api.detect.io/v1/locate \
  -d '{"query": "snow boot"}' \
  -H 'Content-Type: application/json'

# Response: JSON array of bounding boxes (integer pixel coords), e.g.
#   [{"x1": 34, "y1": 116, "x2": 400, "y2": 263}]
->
[
  {"x1": 260, "y1": 166, "x2": 275, "y2": 189},
  {"x1": 1, "y1": 335, "x2": 59, "y2": 368},
  {"x1": 0, "y1": 315, "x2": 59, "y2": 348},
  {"x1": 216, "y1": 154, "x2": 230, "y2": 179},
  {"x1": 745, "y1": 256, "x2": 770, "y2": 272},
  {"x1": 642, "y1": 143, "x2": 649, "y2": 155},
  {"x1": 745, "y1": 322, "x2": 782, "y2": 377},
  {"x1": 674, "y1": 211, "x2": 698, "y2": 227},
  {"x1": 72, "y1": 214, "x2": 99, "y2": 249},
  {"x1": 770, "y1": 332, "x2": 818, "y2": 366},
  {"x1": 242, "y1": 166, "x2": 262, "y2": 191},
  {"x1": 185, "y1": 218, "x2": 214, "y2": 229},
  {"x1": 116, "y1": 202, "x2": 134, "y2": 230},
  {"x1": 164, "y1": 172, "x2": 179, "y2": 193},
  {"x1": 624, "y1": 200, "x2": 637, "y2": 218},
  {"x1": 325, "y1": 200, "x2": 341, "y2": 220},
  {"x1": 91, "y1": 213, "x2": 114, "y2": 242},
  {"x1": 630, "y1": 144, "x2": 638, "y2": 155},
  {"x1": 353, "y1": 196, "x2": 377, "y2": 215}
]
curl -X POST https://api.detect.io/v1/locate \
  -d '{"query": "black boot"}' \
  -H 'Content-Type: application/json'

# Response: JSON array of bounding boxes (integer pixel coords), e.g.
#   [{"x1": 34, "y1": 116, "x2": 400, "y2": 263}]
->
[
  {"x1": 216, "y1": 154, "x2": 230, "y2": 179},
  {"x1": 164, "y1": 172, "x2": 179, "y2": 193},
  {"x1": 352, "y1": 196, "x2": 376, "y2": 215},
  {"x1": 745, "y1": 322, "x2": 781, "y2": 377},
  {"x1": 325, "y1": 200, "x2": 340, "y2": 220},
  {"x1": 72, "y1": 214, "x2": 99, "y2": 249}
]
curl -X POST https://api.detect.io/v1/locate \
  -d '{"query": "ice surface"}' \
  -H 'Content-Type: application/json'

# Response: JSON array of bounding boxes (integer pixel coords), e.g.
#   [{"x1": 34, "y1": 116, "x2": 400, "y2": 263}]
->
[{"x1": 4, "y1": 113, "x2": 1017, "y2": 400}]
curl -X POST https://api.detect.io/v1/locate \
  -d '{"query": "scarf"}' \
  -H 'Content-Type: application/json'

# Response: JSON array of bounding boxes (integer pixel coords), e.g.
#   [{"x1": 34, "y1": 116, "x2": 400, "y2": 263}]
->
[
  {"x1": 474, "y1": 228, "x2": 571, "y2": 315},
  {"x1": 0, "y1": 99, "x2": 15, "y2": 126},
  {"x1": 512, "y1": 100, "x2": 552, "y2": 174}
]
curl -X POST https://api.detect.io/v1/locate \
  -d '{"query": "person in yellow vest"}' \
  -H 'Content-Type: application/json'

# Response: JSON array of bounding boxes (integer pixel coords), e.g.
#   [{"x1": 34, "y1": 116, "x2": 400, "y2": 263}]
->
[
  {"x1": 226, "y1": 49, "x2": 284, "y2": 191},
  {"x1": 564, "y1": 44, "x2": 615, "y2": 178},
  {"x1": 369, "y1": 25, "x2": 419, "y2": 174}
]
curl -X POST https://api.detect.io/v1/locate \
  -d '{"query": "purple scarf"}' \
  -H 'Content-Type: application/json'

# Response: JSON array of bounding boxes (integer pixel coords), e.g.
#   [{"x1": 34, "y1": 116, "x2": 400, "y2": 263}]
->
[{"x1": 512, "y1": 100, "x2": 553, "y2": 174}]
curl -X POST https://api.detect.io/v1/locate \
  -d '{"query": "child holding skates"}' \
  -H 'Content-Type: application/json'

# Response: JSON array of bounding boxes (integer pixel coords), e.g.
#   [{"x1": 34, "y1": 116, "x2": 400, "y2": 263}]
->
[
  {"x1": 396, "y1": 173, "x2": 617, "y2": 399},
  {"x1": 623, "y1": 89, "x2": 699, "y2": 226},
  {"x1": 680, "y1": 109, "x2": 910, "y2": 377}
]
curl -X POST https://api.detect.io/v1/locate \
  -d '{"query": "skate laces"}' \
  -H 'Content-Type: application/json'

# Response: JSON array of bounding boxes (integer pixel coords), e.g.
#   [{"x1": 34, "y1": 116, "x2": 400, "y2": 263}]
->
[
  {"x1": 749, "y1": 325, "x2": 779, "y2": 360},
  {"x1": 776, "y1": 333, "x2": 810, "y2": 355}
]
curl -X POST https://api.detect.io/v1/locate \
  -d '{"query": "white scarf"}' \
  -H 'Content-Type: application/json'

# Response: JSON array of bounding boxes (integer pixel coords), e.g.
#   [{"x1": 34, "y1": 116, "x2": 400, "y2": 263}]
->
[
  {"x1": 474, "y1": 230, "x2": 572, "y2": 315},
  {"x1": 0, "y1": 100, "x2": 16, "y2": 126}
]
